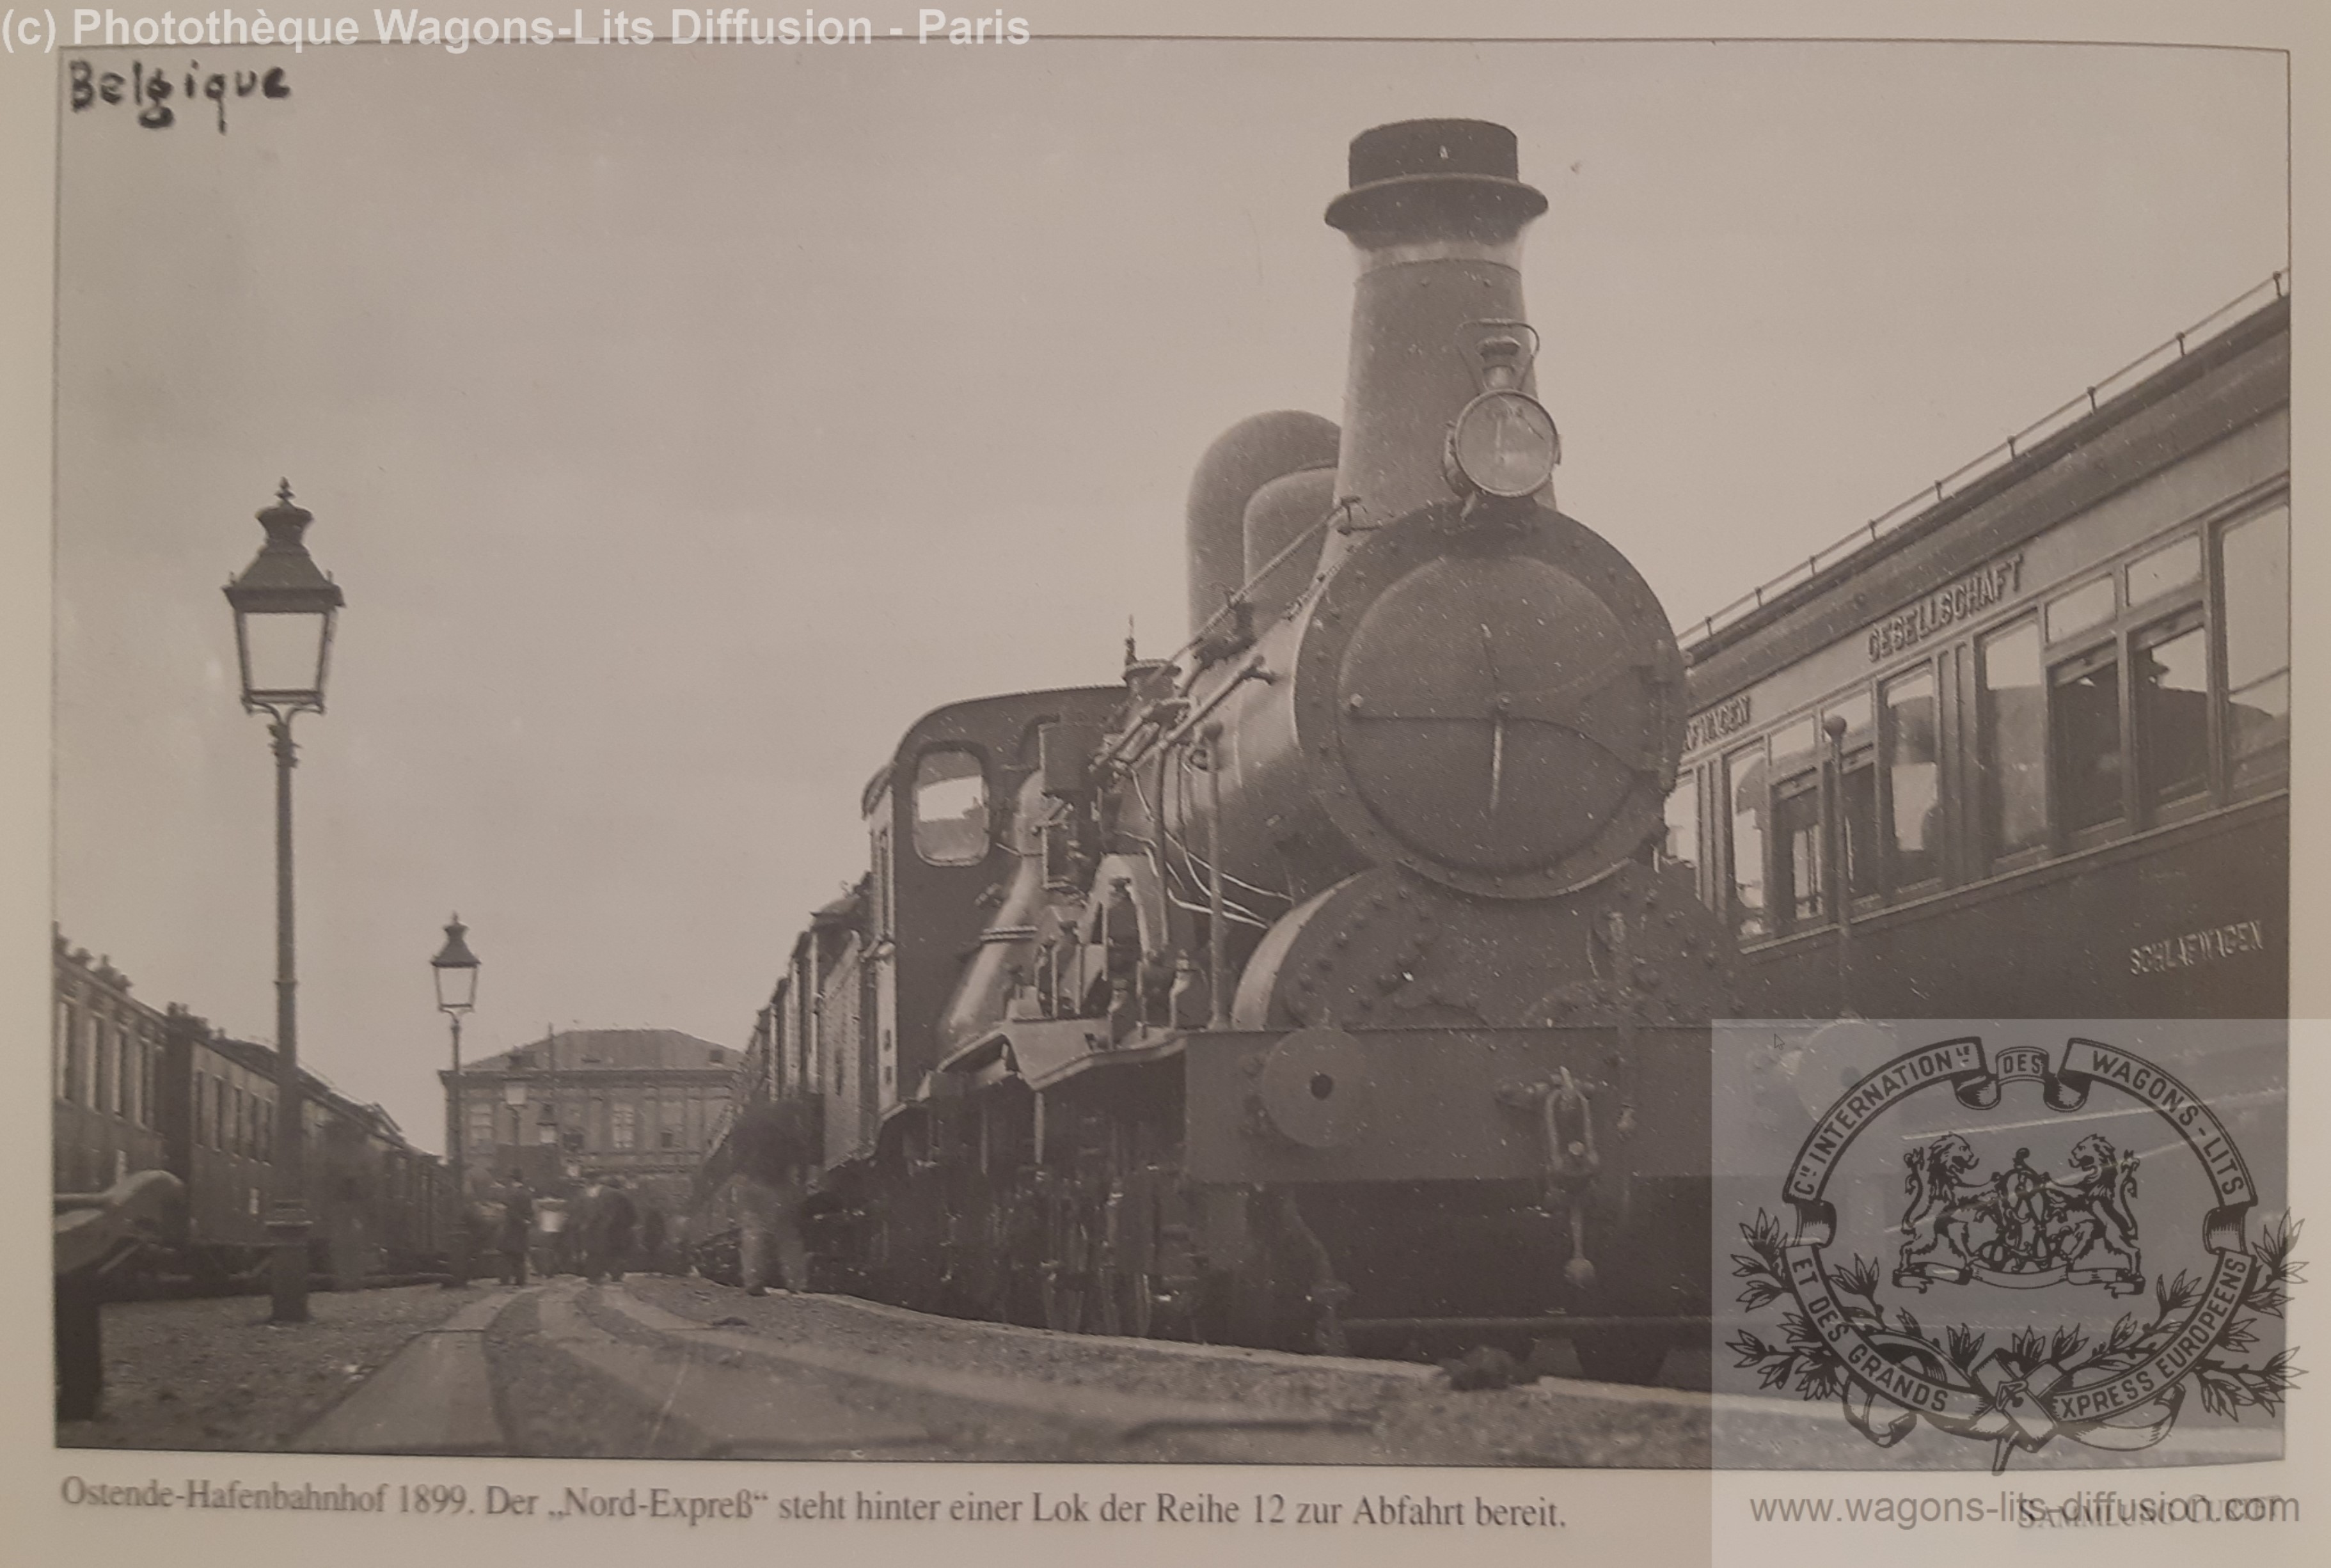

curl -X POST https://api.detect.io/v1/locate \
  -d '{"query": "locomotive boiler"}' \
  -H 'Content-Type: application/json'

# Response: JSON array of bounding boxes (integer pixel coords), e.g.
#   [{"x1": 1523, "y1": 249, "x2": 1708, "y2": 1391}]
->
[{"x1": 760, "y1": 120, "x2": 1734, "y2": 1381}]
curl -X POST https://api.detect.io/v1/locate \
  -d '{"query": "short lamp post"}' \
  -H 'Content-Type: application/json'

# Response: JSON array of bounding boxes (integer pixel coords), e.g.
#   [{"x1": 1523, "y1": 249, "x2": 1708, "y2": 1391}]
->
[
  {"x1": 224, "y1": 481, "x2": 344, "y2": 1326},
  {"x1": 431, "y1": 916, "x2": 481, "y2": 1286}
]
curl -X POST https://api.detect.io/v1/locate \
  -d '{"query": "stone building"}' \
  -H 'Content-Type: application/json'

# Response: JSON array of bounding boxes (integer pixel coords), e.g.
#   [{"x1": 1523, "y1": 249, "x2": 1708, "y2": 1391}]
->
[{"x1": 441, "y1": 1028, "x2": 739, "y2": 1208}]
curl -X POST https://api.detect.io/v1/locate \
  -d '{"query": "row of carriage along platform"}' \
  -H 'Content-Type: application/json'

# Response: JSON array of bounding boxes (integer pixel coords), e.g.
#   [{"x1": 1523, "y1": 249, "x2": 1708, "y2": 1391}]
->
[{"x1": 55, "y1": 122, "x2": 2290, "y2": 1383}]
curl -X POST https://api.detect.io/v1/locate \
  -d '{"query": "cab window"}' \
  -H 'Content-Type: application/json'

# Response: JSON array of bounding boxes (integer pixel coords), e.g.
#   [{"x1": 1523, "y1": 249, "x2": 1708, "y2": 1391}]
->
[{"x1": 912, "y1": 749, "x2": 989, "y2": 866}]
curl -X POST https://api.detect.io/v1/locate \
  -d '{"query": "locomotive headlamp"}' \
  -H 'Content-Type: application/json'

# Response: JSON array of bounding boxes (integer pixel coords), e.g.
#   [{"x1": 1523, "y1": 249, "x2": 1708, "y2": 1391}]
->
[{"x1": 1446, "y1": 389, "x2": 1560, "y2": 499}]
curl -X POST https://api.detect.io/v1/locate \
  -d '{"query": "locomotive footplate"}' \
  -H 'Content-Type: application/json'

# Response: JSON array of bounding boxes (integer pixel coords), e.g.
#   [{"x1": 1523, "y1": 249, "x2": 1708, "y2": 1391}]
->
[{"x1": 1181, "y1": 1026, "x2": 1709, "y2": 1187}]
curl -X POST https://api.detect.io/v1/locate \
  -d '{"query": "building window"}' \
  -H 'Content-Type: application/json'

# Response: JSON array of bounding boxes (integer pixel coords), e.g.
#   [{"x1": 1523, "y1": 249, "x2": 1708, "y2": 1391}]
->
[
  {"x1": 1979, "y1": 620, "x2": 2047, "y2": 858},
  {"x1": 660, "y1": 1100, "x2": 683, "y2": 1150},
  {"x1": 2133, "y1": 609, "x2": 2209, "y2": 810},
  {"x1": 1725, "y1": 743, "x2": 1766, "y2": 941},
  {"x1": 912, "y1": 748, "x2": 988, "y2": 866},
  {"x1": 94, "y1": 1019, "x2": 114, "y2": 1117},
  {"x1": 54, "y1": 1000, "x2": 72, "y2": 1102},
  {"x1": 2050, "y1": 641, "x2": 2122, "y2": 835},
  {"x1": 467, "y1": 1101, "x2": 495, "y2": 1152},
  {"x1": 2220, "y1": 504, "x2": 2289, "y2": 775},
  {"x1": 612, "y1": 1103, "x2": 636, "y2": 1150}
]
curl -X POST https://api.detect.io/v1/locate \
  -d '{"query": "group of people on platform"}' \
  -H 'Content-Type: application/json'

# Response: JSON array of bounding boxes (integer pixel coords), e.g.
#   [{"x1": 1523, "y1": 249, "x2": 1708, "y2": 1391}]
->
[
  {"x1": 477, "y1": 1172, "x2": 688, "y2": 1287},
  {"x1": 466, "y1": 1099, "x2": 815, "y2": 1296}
]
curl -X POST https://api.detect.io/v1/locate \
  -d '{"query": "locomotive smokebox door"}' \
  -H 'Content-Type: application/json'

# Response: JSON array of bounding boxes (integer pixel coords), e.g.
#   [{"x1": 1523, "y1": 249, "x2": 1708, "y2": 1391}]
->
[
  {"x1": 1254, "y1": 1028, "x2": 1377, "y2": 1149},
  {"x1": 1292, "y1": 501, "x2": 1686, "y2": 899}
]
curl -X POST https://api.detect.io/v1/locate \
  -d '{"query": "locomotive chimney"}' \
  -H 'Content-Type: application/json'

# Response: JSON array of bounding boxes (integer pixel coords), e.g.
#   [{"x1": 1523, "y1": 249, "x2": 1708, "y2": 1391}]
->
[{"x1": 1324, "y1": 119, "x2": 1549, "y2": 534}]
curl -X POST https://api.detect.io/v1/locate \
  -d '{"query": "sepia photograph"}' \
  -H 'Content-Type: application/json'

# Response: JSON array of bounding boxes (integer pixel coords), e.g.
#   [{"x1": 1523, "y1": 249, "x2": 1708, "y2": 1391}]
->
[{"x1": 12, "y1": 7, "x2": 2321, "y2": 1560}]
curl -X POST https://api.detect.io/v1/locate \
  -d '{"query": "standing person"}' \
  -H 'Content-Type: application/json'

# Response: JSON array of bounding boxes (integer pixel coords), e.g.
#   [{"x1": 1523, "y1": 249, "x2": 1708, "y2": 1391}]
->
[
  {"x1": 729, "y1": 1102, "x2": 812, "y2": 1297},
  {"x1": 495, "y1": 1172, "x2": 533, "y2": 1286},
  {"x1": 601, "y1": 1175, "x2": 638, "y2": 1283},
  {"x1": 533, "y1": 1192, "x2": 569, "y2": 1277},
  {"x1": 575, "y1": 1172, "x2": 609, "y2": 1282}
]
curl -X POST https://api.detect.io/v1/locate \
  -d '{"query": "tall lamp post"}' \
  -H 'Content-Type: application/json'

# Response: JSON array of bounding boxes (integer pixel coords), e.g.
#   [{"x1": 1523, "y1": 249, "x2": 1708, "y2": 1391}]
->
[
  {"x1": 224, "y1": 480, "x2": 344, "y2": 1326},
  {"x1": 431, "y1": 916, "x2": 482, "y2": 1286}
]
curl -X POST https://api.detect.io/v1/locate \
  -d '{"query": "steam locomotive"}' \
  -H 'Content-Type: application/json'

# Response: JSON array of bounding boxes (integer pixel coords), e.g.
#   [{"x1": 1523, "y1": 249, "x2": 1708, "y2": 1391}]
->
[{"x1": 725, "y1": 120, "x2": 1734, "y2": 1381}]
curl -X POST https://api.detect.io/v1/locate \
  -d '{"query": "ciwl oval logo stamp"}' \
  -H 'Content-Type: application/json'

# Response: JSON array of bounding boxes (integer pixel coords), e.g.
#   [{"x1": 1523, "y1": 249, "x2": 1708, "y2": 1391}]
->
[{"x1": 1732, "y1": 1035, "x2": 2302, "y2": 1471}]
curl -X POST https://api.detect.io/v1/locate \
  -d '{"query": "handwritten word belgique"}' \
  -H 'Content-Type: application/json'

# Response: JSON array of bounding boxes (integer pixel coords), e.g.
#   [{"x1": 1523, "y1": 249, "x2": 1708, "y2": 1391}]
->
[{"x1": 69, "y1": 58, "x2": 290, "y2": 133}]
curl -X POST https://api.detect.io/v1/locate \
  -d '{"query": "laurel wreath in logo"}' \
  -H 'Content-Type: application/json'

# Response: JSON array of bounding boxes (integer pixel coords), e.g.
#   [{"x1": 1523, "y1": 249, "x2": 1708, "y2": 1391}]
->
[
  {"x1": 1728, "y1": 1035, "x2": 2303, "y2": 1471},
  {"x1": 1731, "y1": 1208, "x2": 2303, "y2": 1429}
]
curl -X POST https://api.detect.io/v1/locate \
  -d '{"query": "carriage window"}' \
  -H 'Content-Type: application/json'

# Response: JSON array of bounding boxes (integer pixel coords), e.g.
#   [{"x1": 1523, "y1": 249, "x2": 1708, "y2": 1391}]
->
[
  {"x1": 2127, "y1": 535, "x2": 2201, "y2": 606},
  {"x1": 1979, "y1": 621, "x2": 2048, "y2": 856},
  {"x1": 1725, "y1": 744, "x2": 1766, "y2": 940},
  {"x1": 2221, "y1": 505, "x2": 2289, "y2": 770},
  {"x1": 1821, "y1": 694, "x2": 1877, "y2": 900},
  {"x1": 1837, "y1": 755, "x2": 1877, "y2": 898},
  {"x1": 1659, "y1": 774, "x2": 1698, "y2": 888},
  {"x1": 912, "y1": 749, "x2": 989, "y2": 865},
  {"x1": 1881, "y1": 669, "x2": 1940, "y2": 886},
  {"x1": 2046, "y1": 577, "x2": 2115, "y2": 644},
  {"x1": 2050, "y1": 643, "x2": 2123, "y2": 834},
  {"x1": 1772, "y1": 775, "x2": 1823, "y2": 927},
  {"x1": 2134, "y1": 612, "x2": 2209, "y2": 810}
]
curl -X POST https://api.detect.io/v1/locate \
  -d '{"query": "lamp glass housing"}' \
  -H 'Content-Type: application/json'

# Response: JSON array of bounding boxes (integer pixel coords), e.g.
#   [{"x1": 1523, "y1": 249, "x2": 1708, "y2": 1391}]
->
[
  {"x1": 224, "y1": 487, "x2": 344, "y2": 713},
  {"x1": 431, "y1": 918, "x2": 482, "y2": 1013},
  {"x1": 1448, "y1": 389, "x2": 1560, "y2": 499},
  {"x1": 232, "y1": 604, "x2": 337, "y2": 709}
]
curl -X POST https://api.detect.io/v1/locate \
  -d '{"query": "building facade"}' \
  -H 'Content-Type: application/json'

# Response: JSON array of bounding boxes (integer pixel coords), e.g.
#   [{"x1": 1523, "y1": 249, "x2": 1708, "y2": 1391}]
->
[{"x1": 443, "y1": 1028, "x2": 740, "y2": 1202}]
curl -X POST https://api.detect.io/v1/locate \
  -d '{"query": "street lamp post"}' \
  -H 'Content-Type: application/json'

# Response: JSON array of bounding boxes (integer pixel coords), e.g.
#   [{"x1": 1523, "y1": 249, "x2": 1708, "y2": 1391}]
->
[
  {"x1": 431, "y1": 916, "x2": 482, "y2": 1287},
  {"x1": 223, "y1": 481, "x2": 344, "y2": 1326}
]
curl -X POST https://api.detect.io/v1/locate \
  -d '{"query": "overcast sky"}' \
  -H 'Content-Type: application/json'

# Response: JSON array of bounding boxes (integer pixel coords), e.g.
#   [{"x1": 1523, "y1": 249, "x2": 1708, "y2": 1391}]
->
[{"x1": 52, "y1": 38, "x2": 2286, "y2": 1150}]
